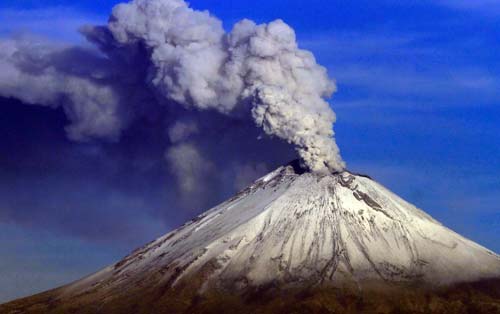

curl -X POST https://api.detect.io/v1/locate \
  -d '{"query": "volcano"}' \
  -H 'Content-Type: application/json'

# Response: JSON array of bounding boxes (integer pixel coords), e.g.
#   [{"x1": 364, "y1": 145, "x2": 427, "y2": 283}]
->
[{"x1": 2, "y1": 161, "x2": 500, "y2": 313}]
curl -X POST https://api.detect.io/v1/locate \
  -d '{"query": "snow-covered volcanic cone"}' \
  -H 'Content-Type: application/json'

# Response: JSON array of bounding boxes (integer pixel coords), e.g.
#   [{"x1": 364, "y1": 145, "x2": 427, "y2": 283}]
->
[{"x1": 2, "y1": 161, "x2": 500, "y2": 313}]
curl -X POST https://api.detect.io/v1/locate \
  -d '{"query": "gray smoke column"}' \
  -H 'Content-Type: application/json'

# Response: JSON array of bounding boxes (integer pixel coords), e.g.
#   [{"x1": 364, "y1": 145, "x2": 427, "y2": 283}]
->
[
  {"x1": 102, "y1": 0, "x2": 345, "y2": 173},
  {"x1": 0, "y1": 0, "x2": 345, "y2": 173}
]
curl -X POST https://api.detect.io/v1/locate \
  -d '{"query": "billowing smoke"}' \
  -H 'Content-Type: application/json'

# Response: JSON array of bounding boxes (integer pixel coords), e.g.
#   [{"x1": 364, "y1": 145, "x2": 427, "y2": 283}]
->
[
  {"x1": 0, "y1": 0, "x2": 345, "y2": 177},
  {"x1": 0, "y1": 38, "x2": 126, "y2": 141}
]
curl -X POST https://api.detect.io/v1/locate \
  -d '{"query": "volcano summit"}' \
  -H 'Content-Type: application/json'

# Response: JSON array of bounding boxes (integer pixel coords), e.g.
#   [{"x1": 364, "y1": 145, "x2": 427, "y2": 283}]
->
[{"x1": 2, "y1": 161, "x2": 500, "y2": 313}]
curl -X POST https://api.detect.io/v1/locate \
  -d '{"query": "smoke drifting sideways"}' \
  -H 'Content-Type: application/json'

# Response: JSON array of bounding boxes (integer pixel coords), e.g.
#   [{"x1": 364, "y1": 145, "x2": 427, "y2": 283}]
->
[{"x1": 0, "y1": 1, "x2": 345, "y2": 201}]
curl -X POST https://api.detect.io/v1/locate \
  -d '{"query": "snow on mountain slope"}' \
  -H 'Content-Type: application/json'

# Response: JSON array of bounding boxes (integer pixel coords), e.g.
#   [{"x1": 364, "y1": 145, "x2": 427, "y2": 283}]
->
[{"x1": 60, "y1": 161, "x2": 500, "y2": 297}]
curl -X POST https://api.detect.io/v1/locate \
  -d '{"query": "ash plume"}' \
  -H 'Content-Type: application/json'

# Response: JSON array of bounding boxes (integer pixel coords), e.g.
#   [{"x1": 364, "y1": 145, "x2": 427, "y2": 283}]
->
[{"x1": 0, "y1": 0, "x2": 345, "y2": 175}]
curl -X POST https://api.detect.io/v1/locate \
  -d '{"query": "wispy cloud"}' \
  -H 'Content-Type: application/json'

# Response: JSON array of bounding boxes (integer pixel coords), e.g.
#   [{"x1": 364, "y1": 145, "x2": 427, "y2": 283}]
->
[
  {"x1": 300, "y1": 31, "x2": 499, "y2": 109},
  {"x1": 437, "y1": 0, "x2": 500, "y2": 14},
  {"x1": 0, "y1": 8, "x2": 105, "y2": 42},
  {"x1": 335, "y1": 65, "x2": 499, "y2": 104}
]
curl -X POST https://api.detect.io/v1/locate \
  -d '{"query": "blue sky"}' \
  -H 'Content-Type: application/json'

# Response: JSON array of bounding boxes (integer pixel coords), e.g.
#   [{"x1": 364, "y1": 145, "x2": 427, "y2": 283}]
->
[{"x1": 0, "y1": 0, "x2": 499, "y2": 303}]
